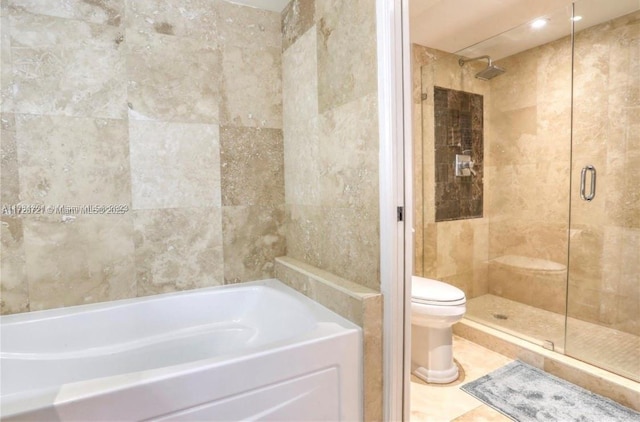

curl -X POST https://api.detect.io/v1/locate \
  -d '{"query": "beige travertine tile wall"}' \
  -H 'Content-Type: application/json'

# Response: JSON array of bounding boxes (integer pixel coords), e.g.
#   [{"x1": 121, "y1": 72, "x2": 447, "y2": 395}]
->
[
  {"x1": 414, "y1": 11, "x2": 639, "y2": 336},
  {"x1": 487, "y1": 34, "x2": 572, "y2": 268},
  {"x1": 412, "y1": 44, "x2": 490, "y2": 300},
  {"x1": 2, "y1": 0, "x2": 384, "y2": 414},
  {"x1": 282, "y1": 0, "x2": 380, "y2": 292},
  {"x1": 281, "y1": 1, "x2": 382, "y2": 420},
  {"x1": 0, "y1": 0, "x2": 285, "y2": 313},
  {"x1": 485, "y1": 34, "x2": 572, "y2": 317},
  {"x1": 566, "y1": 11, "x2": 639, "y2": 336},
  {"x1": 487, "y1": 12, "x2": 639, "y2": 335}
]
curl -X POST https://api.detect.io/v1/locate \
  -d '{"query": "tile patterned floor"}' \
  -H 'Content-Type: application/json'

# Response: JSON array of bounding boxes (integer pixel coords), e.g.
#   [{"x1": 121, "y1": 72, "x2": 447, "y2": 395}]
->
[{"x1": 410, "y1": 335, "x2": 513, "y2": 421}]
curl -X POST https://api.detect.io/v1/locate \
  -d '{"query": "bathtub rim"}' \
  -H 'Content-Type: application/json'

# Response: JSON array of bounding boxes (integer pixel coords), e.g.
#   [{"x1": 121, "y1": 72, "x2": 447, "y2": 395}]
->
[
  {"x1": 0, "y1": 279, "x2": 358, "y2": 329},
  {"x1": 1, "y1": 279, "x2": 362, "y2": 420}
]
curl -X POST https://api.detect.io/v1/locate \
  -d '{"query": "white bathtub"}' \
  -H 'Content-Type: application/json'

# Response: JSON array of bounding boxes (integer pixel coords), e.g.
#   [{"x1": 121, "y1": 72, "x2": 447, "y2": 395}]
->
[{"x1": 0, "y1": 279, "x2": 362, "y2": 421}]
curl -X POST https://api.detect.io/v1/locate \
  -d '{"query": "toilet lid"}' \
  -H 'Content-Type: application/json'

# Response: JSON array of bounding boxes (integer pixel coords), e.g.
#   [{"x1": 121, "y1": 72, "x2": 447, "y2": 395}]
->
[{"x1": 411, "y1": 276, "x2": 466, "y2": 306}]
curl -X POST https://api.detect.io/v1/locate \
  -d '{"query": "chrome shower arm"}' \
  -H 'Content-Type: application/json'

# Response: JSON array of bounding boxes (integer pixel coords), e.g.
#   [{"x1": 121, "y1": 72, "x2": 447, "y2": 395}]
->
[{"x1": 458, "y1": 55, "x2": 493, "y2": 67}]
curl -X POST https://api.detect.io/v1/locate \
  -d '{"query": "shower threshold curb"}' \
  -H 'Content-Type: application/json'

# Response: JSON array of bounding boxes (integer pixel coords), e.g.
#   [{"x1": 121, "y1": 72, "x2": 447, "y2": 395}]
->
[{"x1": 453, "y1": 318, "x2": 640, "y2": 412}]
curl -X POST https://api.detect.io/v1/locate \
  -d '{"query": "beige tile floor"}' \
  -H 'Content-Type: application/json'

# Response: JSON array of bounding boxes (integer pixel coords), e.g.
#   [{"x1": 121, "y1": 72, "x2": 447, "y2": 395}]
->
[{"x1": 410, "y1": 335, "x2": 514, "y2": 421}]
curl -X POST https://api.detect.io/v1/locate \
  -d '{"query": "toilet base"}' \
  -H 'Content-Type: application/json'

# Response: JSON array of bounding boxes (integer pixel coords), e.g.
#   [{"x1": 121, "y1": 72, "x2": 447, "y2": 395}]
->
[
  {"x1": 411, "y1": 323, "x2": 461, "y2": 384},
  {"x1": 413, "y1": 364, "x2": 459, "y2": 384}
]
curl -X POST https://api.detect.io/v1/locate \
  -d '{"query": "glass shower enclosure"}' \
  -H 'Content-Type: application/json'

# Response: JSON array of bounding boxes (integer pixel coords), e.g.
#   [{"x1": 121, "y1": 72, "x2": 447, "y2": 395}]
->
[{"x1": 415, "y1": 0, "x2": 639, "y2": 382}]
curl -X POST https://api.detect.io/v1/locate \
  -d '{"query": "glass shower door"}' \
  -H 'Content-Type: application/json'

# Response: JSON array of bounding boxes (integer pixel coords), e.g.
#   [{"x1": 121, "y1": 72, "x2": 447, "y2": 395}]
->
[{"x1": 565, "y1": 0, "x2": 640, "y2": 382}]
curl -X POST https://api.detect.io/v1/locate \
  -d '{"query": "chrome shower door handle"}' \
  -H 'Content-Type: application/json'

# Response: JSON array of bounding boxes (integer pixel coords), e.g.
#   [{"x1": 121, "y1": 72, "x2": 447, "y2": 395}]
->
[{"x1": 580, "y1": 165, "x2": 596, "y2": 201}]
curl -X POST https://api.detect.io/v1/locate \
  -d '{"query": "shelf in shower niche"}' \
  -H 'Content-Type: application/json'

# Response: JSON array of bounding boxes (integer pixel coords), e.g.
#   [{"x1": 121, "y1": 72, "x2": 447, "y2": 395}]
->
[{"x1": 491, "y1": 255, "x2": 567, "y2": 272}]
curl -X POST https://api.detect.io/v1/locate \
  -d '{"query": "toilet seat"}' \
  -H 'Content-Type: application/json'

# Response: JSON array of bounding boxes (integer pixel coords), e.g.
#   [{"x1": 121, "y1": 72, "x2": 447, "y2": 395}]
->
[{"x1": 411, "y1": 276, "x2": 466, "y2": 306}]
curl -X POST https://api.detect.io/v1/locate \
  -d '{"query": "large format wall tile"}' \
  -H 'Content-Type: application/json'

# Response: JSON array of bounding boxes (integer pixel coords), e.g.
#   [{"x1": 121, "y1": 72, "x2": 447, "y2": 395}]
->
[
  {"x1": 607, "y1": 12, "x2": 639, "y2": 108},
  {"x1": 9, "y1": 11, "x2": 126, "y2": 119},
  {"x1": 286, "y1": 204, "x2": 379, "y2": 291},
  {"x1": 218, "y1": 0, "x2": 281, "y2": 128},
  {"x1": 8, "y1": 0, "x2": 124, "y2": 26},
  {"x1": 605, "y1": 129, "x2": 639, "y2": 229},
  {"x1": 282, "y1": 26, "x2": 318, "y2": 124},
  {"x1": 490, "y1": 52, "x2": 538, "y2": 113},
  {"x1": 1, "y1": 0, "x2": 289, "y2": 315},
  {"x1": 488, "y1": 106, "x2": 537, "y2": 166},
  {"x1": 0, "y1": 113, "x2": 18, "y2": 205},
  {"x1": 413, "y1": 96, "x2": 424, "y2": 276},
  {"x1": 134, "y1": 208, "x2": 223, "y2": 296},
  {"x1": 568, "y1": 13, "x2": 638, "y2": 335},
  {"x1": 284, "y1": 119, "x2": 321, "y2": 205},
  {"x1": 126, "y1": 30, "x2": 220, "y2": 123},
  {"x1": 281, "y1": 0, "x2": 315, "y2": 52},
  {"x1": 315, "y1": 0, "x2": 377, "y2": 113},
  {"x1": 570, "y1": 26, "x2": 607, "y2": 231},
  {"x1": 322, "y1": 206, "x2": 379, "y2": 291},
  {"x1": 435, "y1": 220, "x2": 475, "y2": 278},
  {"x1": 282, "y1": 0, "x2": 381, "y2": 292},
  {"x1": 0, "y1": 13, "x2": 13, "y2": 112},
  {"x1": 1, "y1": 106, "x2": 23, "y2": 316},
  {"x1": 318, "y1": 92, "x2": 378, "y2": 209},
  {"x1": 222, "y1": 205, "x2": 286, "y2": 283},
  {"x1": 486, "y1": 161, "x2": 569, "y2": 223},
  {"x1": 1, "y1": 216, "x2": 28, "y2": 314},
  {"x1": 24, "y1": 214, "x2": 136, "y2": 310},
  {"x1": 15, "y1": 114, "x2": 131, "y2": 206},
  {"x1": 126, "y1": 0, "x2": 218, "y2": 41},
  {"x1": 282, "y1": 27, "x2": 320, "y2": 206},
  {"x1": 129, "y1": 120, "x2": 220, "y2": 210},
  {"x1": 535, "y1": 38, "x2": 572, "y2": 172},
  {"x1": 220, "y1": 44, "x2": 282, "y2": 128},
  {"x1": 220, "y1": 126, "x2": 284, "y2": 206},
  {"x1": 606, "y1": 18, "x2": 639, "y2": 230},
  {"x1": 284, "y1": 204, "x2": 323, "y2": 266},
  {"x1": 487, "y1": 221, "x2": 568, "y2": 264},
  {"x1": 8, "y1": 11, "x2": 122, "y2": 48},
  {"x1": 217, "y1": 0, "x2": 281, "y2": 50}
]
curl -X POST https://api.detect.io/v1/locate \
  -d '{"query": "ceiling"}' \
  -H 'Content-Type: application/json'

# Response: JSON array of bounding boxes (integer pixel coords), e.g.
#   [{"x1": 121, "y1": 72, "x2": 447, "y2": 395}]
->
[
  {"x1": 410, "y1": 0, "x2": 640, "y2": 60},
  {"x1": 230, "y1": 0, "x2": 638, "y2": 58}
]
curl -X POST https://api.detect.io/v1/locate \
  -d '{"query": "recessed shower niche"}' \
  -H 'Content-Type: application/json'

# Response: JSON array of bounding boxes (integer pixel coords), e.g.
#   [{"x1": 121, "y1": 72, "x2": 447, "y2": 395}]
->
[{"x1": 433, "y1": 86, "x2": 483, "y2": 221}]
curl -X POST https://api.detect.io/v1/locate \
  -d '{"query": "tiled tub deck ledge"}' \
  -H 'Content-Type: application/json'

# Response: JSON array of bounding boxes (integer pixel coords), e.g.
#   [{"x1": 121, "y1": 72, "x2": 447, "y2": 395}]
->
[{"x1": 274, "y1": 256, "x2": 383, "y2": 422}]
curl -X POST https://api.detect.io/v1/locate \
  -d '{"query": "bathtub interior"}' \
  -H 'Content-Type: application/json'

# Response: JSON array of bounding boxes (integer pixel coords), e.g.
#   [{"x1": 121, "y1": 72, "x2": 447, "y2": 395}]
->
[{"x1": 0, "y1": 279, "x2": 360, "y2": 405}]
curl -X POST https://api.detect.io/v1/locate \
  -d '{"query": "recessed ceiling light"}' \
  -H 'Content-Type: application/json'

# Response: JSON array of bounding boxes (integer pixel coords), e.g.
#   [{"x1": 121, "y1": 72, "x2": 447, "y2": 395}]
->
[
  {"x1": 572, "y1": 16, "x2": 583, "y2": 22},
  {"x1": 531, "y1": 18, "x2": 548, "y2": 29}
]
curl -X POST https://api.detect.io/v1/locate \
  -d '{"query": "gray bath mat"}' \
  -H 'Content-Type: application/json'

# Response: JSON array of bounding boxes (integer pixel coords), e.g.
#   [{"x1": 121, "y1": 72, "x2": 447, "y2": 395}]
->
[{"x1": 461, "y1": 361, "x2": 640, "y2": 421}]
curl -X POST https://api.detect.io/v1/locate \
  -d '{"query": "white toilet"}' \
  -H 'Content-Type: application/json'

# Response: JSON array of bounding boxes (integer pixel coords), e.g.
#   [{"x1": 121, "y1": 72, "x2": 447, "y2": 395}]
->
[{"x1": 411, "y1": 275, "x2": 466, "y2": 384}]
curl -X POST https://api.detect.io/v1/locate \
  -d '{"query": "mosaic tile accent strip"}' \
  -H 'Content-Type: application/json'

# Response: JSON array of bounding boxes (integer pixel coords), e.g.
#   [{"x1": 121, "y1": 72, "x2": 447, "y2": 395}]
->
[{"x1": 434, "y1": 86, "x2": 483, "y2": 221}]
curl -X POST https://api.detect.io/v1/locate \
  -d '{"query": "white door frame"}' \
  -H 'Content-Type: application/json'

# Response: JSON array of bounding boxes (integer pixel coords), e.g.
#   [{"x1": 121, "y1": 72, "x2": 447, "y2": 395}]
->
[{"x1": 377, "y1": 0, "x2": 413, "y2": 420}]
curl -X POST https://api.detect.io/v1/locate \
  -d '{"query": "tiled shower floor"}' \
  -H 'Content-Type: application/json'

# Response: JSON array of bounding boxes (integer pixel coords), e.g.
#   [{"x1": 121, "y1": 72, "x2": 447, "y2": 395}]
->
[{"x1": 466, "y1": 294, "x2": 640, "y2": 382}]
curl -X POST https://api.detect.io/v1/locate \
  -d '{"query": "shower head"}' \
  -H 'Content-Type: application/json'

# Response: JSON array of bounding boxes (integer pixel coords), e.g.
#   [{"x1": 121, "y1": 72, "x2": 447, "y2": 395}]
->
[
  {"x1": 458, "y1": 55, "x2": 506, "y2": 80},
  {"x1": 474, "y1": 64, "x2": 506, "y2": 80}
]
